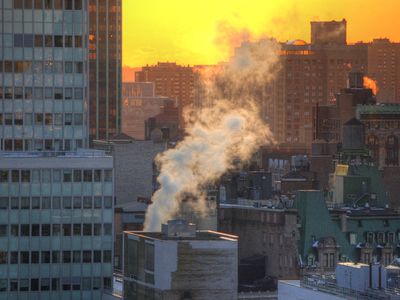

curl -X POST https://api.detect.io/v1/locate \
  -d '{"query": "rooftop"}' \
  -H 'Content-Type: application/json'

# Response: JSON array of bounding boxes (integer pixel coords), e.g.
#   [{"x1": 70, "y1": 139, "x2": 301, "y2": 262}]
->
[
  {"x1": 125, "y1": 230, "x2": 238, "y2": 242},
  {"x1": 357, "y1": 103, "x2": 400, "y2": 114}
]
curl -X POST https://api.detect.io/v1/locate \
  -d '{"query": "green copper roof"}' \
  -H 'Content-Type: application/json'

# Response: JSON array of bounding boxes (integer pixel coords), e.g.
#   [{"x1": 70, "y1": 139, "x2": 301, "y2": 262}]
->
[{"x1": 357, "y1": 103, "x2": 400, "y2": 114}]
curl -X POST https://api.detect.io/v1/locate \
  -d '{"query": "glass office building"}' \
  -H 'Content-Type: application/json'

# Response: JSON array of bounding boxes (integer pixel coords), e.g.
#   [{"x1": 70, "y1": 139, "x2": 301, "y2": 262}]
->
[
  {"x1": 0, "y1": 1, "x2": 114, "y2": 299},
  {"x1": 88, "y1": 0, "x2": 122, "y2": 143}
]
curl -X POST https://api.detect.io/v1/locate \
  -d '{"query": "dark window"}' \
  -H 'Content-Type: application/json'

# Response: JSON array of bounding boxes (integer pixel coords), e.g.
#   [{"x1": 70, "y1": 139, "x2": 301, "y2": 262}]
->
[
  {"x1": 54, "y1": 0, "x2": 62, "y2": 9},
  {"x1": 54, "y1": 88, "x2": 63, "y2": 99},
  {"x1": 10, "y1": 279, "x2": 18, "y2": 292},
  {"x1": 63, "y1": 170, "x2": 72, "y2": 182},
  {"x1": 52, "y1": 224, "x2": 61, "y2": 236},
  {"x1": 54, "y1": 36, "x2": 63, "y2": 47},
  {"x1": 93, "y1": 224, "x2": 101, "y2": 236},
  {"x1": 35, "y1": 113, "x2": 43, "y2": 125},
  {"x1": 75, "y1": 62, "x2": 83, "y2": 73},
  {"x1": 0, "y1": 198, "x2": 8, "y2": 210},
  {"x1": 21, "y1": 225, "x2": 30, "y2": 236},
  {"x1": 65, "y1": 62, "x2": 73, "y2": 73},
  {"x1": 41, "y1": 278, "x2": 50, "y2": 291},
  {"x1": 20, "y1": 252, "x2": 30, "y2": 264},
  {"x1": 0, "y1": 171, "x2": 8, "y2": 183},
  {"x1": 11, "y1": 170, "x2": 20, "y2": 182},
  {"x1": 21, "y1": 197, "x2": 30, "y2": 209},
  {"x1": 74, "y1": 0, "x2": 82, "y2": 9},
  {"x1": 73, "y1": 170, "x2": 81, "y2": 182},
  {"x1": 83, "y1": 197, "x2": 92, "y2": 209},
  {"x1": 35, "y1": 35, "x2": 44, "y2": 47},
  {"x1": 52, "y1": 197, "x2": 61, "y2": 210},
  {"x1": 64, "y1": 0, "x2": 72, "y2": 9},
  {"x1": 104, "y1": 197, "x2": 112, "y2": 208},
  {"x1": 24, "y1": 0, "x2": 33, "y2": 8},
  {"x1": 73, "y1": 251, "x2": 81, "y2": 263},
  {"x1": 20, "y1": 279, "x2": 29, "y2": 291},
  {"x1": 11, "y1": 198, "x2": 19, "y2": 209},
  {"x1": 83, "y1": 170, "x2": 92, "y2": 182},
  {"x1": 41, "y1": 224, "x2": 50, "y2": 236},
  {"x1": 42, "y1": 197, "x2": 51, "y2": 209},
  {"x1": 64, "y1": 114, "x2": 72, "y2": 125},
  {"x1": 14, "y1": 34, "x2": 23, "y2": 47},
  {"x1": 94, "y1": 197, "x2": 102, "y2": 209},
  {"x1": 41, "y1": 251, "x2": 50, "y2": 263},
  {"x1": 83, "y1": 251, "x2": 91, "y2": 263},
  {"x1": 52, "y1": 278, "x2": 60, "y2": 291},
  {"x1": 0, "y1": 252, "x2": 7, "y2": 264},
  {"x1": 65, "y1": 88, "x2": 73, "y2": 99},
  {"x1": 93, "y1": 278, "x2": 101, "y2": 290},
  {"x1": 103, "y1": 250, "x2": 112, "y2": 263},
  {"x1": 31, "y1": 279, "x2": 39, "y2": 291},
  {"x1": 104, "y1": 224, "x2": 112, "y2": 235},
  {"x1": 74, "y1": 36, "x2": 82, "y2": 48},
  {"x1": 44, "y1": 0, "x2": 52, "y2": 9},
  {"x1": 31, "y1": 251, "x2": 39, "y2": 264},
  {"x1": 45, "y1": 35, "x2": 53, "y2": 47},
  {"x1": 34, "y1": 0, "x2": 43, "y2": 9},
  {"x1": 63, "y1": 251, "x2": 71, "y2": 263},
  {"x1": 14, "y1": 0, "x2": 23, "y2": 8},
  {"x1": 52, "y1": 251, "x2": 60, "y2": 263},
  {"x1": 4, "y1": 61, "x2": 13, "y2": 72},
  {"x1": 0, "y1": 225, "x2": 7, "y2": 236},
  {"x1": 103, "y1": 277, "x2": 112, "y2": 290},
  {"x1": 73, "y1": 197, "x2": 81, "y2": 209},
  {"x1": 32, "y1": 197, "x2": 40, "y2": 209},
  {"x1": 63, "y1": 224, "x2": 71, "y2": 236},
  {"x1": 74, "y1": 88, "x2": 83, "y2": 99},
  {"x1": 73, "y1": 224, "x2": 81, "y2": 235},
  {"x1": 83, "y1": 224, "x2": 92, "y2": 236},
  {"x1": 32, "y1": 224, "x2": 40, "y2": 236},
  {"x1": 93, "y1": 251, "x2": 101, "y2": 263},
  {"x1": 104, "y1": 170, "x2": 112, "y2": 182},
  {"x1": 10, "y1": 252, "x2": 18, "y2": 264},
  {"x1": 11, "y1": 225, "x2": 19, "y2": 236},
  {"x1": 24, "y1": 34, "x2": 34, "y2": 47},
  {"x1": 63, "y1": 197, "x2": 72, "y2": 209},
  {"x1": 64, "y1": 36, "x2": 73, "y2": 47}
]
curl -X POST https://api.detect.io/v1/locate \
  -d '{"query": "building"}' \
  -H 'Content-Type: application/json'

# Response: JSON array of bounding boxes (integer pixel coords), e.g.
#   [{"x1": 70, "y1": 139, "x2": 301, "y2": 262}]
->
[
  {"x1": 0, "y1": 150, "x2": 114, "y2": 299},
  {"x1": 219, "y1": 203, "x2": 299, "y2": 285},
  {"x1": 89, "y1": 0, "x2": 122, "y2": 142},
  {"x1": 0, "y1": 1, "x2": 114, "y2": 298},
  {"x1": 135, "y1": 62, "x2": 196, "y2": 129},
  {"x1": 123, "y1": 220, "x2": 238, "y2": 300},
  {"x1": 278, "y1": 262, "x2": 400, "y2": 299}
]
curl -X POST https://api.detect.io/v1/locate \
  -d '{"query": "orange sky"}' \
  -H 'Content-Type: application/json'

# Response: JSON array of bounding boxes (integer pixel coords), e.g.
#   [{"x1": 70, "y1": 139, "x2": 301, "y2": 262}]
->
[{"x1": 123, "y1": 0, "x2": 400, "y2": 67}]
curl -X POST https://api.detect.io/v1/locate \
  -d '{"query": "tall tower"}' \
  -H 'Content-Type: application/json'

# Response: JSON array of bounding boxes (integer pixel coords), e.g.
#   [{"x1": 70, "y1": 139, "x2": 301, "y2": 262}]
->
[
  {"x1": 89, "y1": 0, "x2": 122, "y2": 143},
  {"x1": 0, "y1": 1, "x2": 114, "y2": 298}
]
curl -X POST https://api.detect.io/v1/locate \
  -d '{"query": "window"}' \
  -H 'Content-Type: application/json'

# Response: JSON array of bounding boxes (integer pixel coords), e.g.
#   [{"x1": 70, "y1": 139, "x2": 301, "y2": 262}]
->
[
  {"x1": 10, "y1": 279, "x2": 18, "y2": 292},
  {"x1": 54, "y1": 114, "x2": 63, "y2": 126},
  {"x1": 45, "y1": 35, "x2": 53, "y2": 47},
  {"x1": 41, "y1": 224, "x2": 50, "y2": 236},
  {"x1": 25, "y1": 87, "x2": 33, "y2": 99},
  {"x1": 83, "y1": 224, "x2": 92, "y2": 236},
  {"x1": 41, "y1": 251, "x2": 50, "y2": 263},
  {"x1": 44, "y1": 0, "x2": 53, "y2": 9},
  {"x1": 93, "y1": 278, "x2": 101, "y2": 290},
  {"x1": 73, "y1": 170, "x2": 81, "y2": 182},
  {"x1": 74, "y1": 88, "x2": 83, "y2": 99},
  {"x1": 21, "y1": 197, "x2": 30, "y2": 209},
  {"x1": 64, "y1": 0, "x2": 73, "y2": 9},
  {"x1": 75, "y1": 36, "x2": 82, "y2": 48},
  {"x1": 54, "y1": 88, "x2": 63, "y2": 99},
  {"x1": 75, "y1": 62, "x2": 83, "y2": 73},
  {"x1": 74, "y1": 0, "x2": 82, "y2": 9},
  {"x1": 73, "y1": 224, "x2": 81, "y2": 235},
  {"x1": 35, "y1": 113, "x2": 43, "y2": 125},
  {"x1": 20, "y1": 279, "x2": 29, "y2": 291},
  {"x1": 65, "y1": 36, "x2": 73, "y2": 47},
  {"x1": 65, "y1": 88, "x2": 73, "y2": 99},
  {"x1": 94, "y1": 197, "x2": 102, "y2": 209},
  {"x1": 65, "y1": 62, "x2": 73, "y2": 73},
  {"x1": 83, "y1": 170, "x2": 92, "y2": 182},
  {"x1": 35, "y1": 35, "x2": 43, "y2": 47},
  {"x1": 63, "y1": 170, "x2": 72, "y2": 182},
  {"x1": 93, "y1": 250, "x2": 101, "y2": 263},
  {"x1": 52, "y1": 224, "x2": 61, "y2": 236},
  {"x1": 73, "y1": 197, "x2": 81, "y2": 209},
  {"x1": 104, "y1": 170, "x2": 112, "y2": 182},
  {"x1": 42, "y1": 197, "x2": 51, "y2": 209},
  {"x1": 14, "y1": 0, "x2": 24, "y2": 8},
  {"x1": 11, "y1": 170, "x2": 20, "y2": 182},
  {"x1": 104, "y1": 224, "x2": 112, "y2": 235},
  {"x1": 82, "y1": 278, "x2": 91, "y2": 290},
  {"x1": 32, "y1": 197, "x2": 40, "y2": 209},
  {"x1": 0, "y1": 198, "x2": 8, "y2": 210},
  {"x1": 32, "y1": 224, "x2": 40, "y2": 236},
  {"x1": 11, "y1": 225, "x2": 19, "y2": 237},
  {"x1": 24, "y1": 34, "x2": 34, "y2": 47},
  {"x1": 83, "y1": 197, "x2": 92, "y2": 209},
  {"x1": 0, "y1": 171, "x2": 8, "y2": 183},
  {"x1": 31, "y1": 279, "x2": 39, "y2": 291},
  {"x1": 64, "y1": 114, "x2": 72, "y2": 125},
  {"x1": 103, "y1": 250, "x2": 112, "y2": 263},
  {"x1": 21, "y1": 225, "x2": 30, "y2": 236},
  {"x1": 10, "y1": 252, "x2": 18, "y2": 264},
  {"x1": 24, "y1": 0, "x2": 33, "y2": 8},
  {"x1": 0, "y1": 252, "x2": 7, "y2": 264},
  {"x1": 31, "y1": 251, "x2": 39, "y2": 264},
  {"x1": 14, "y1": 34, "x2": 23, "y2": 47},
  {"x1": 83, "y1": 251, "x2": 91, "y2": 263},
  {"x1": 52, "y1": 197, "x2": 61, "y2": 209},
  {"x1": 0, "y1": 225, "x2": 7, "y2": 236},
  {"x1": 63, "y1": 224, "x2": 71, "y2": 236},
  {"x1": 104, "y1": 197, "x2": 112, "y2": 208},
  {"x1": 21, "y1": 252, "x2": 30, "y2": 264},
  {"x1": 74, "y1": 113, "x2": 83, "y2": 125},
  {"x1": 52, "y1": 251, "x2": 60, "y2": 263},
  {"x1": 93, "y1": 224, "x2": 102, "y2": 236},
  {"x1": 73, "y1": 251, "x2": 81, "y2": 263},
  {"x1": 52, "y1": 278, "x2": 60, "y2": 291},
  {"x1": 41, "y1": 278, "x2": 50, "y2": 291},
  {"x1": 11, "y1": 198, "x2": 19, "y2": 209},
  {"x1": 103, "y1": 278, "x2": 112, "y2": 290},
  {"x1": 63, "y1": 251, "x2": 71, "y2": 263},
  {"x1": 63, "y1": 197, "x2": 72, "y2": 209},
  {"x1": 54, "y1": 36, "x2": 63, "y2": 47}
]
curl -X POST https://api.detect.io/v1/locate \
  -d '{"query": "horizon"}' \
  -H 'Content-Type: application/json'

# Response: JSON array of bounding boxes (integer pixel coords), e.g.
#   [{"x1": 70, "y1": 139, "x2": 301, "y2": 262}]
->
[{"x1": 123, "y1": 0, "x2": 400, "y2": 69}]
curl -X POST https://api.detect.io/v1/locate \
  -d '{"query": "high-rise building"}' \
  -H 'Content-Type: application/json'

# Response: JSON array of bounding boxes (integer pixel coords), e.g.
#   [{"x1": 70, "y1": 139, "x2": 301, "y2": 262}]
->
[
  {"x1": 89, "y1": 0, "x2": 122, "y2": 142},
  {"x1": 0, "y1": 1, "x2": 114, "y2": 298},
  {"x1": 135, "y1": 62, "x2": 196, "y2": 129}
]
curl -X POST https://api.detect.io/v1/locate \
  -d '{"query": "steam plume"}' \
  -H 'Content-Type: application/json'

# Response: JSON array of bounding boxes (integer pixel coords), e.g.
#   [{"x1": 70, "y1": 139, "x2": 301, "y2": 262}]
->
[
  {"x1": 363, "y1": 76, "x2": 378, "y2": 96},
  {"x1": 144, "y1": 31, "x2": 280, "y2": 231}
]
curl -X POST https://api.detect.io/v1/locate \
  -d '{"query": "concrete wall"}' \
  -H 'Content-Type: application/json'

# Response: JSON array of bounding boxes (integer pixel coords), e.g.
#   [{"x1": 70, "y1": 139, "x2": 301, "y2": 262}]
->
[{"x1": 113, "y1": 141, "x2": 165, "y2": 204}]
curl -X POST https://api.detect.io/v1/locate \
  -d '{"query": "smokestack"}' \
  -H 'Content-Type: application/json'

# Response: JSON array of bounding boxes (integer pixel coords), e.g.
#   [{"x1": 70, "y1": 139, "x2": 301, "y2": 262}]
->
[{"x1": 348, "y1": 72, "x2": 364, "y2": 89}]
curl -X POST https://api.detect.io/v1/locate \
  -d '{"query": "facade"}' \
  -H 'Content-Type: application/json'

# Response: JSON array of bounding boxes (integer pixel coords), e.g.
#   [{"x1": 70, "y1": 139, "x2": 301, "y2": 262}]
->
[
  {"x1": 135, "y1": 62, "x2": 196, "y2": 129},
  {"x1": 1, "y1": 0, "x2": 90, "y2": 151},
  {"x1": 0, "y1": 1, "x2": 115, "y2": 298},
  {"x1": 123, "y1": 220, "x2": 238, "y2": 300},
  {"x1": 88, "y1": 0, "x2": 122, "y2": 142},
  {"x1": 0, "y1": 150, "x2": 114, "y2": 299},
  {"x1": 219, "y1": 204, "x2": 299, "y2": 282}
]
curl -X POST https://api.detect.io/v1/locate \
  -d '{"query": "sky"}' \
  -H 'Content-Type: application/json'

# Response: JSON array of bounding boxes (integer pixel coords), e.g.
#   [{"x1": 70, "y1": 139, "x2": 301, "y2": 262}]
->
[{"x1": 123, "y1": 0, "x2": 400, "y2": 67}]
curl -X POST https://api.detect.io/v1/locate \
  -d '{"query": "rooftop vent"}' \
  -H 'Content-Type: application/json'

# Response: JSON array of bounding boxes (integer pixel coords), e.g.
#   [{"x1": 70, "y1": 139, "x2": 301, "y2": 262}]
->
[{"x1": 161, "y1": 219, "x2": 196, "y2": 238}]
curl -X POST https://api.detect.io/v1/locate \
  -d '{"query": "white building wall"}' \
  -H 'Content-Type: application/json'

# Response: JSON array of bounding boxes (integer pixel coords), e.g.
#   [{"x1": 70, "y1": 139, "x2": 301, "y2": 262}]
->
[{"x1": 278, "y1": 281, "x2": 345, "y2": 300}]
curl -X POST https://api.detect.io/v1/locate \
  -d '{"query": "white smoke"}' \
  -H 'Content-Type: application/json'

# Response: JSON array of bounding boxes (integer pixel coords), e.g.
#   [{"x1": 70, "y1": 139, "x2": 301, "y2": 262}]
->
[{"x1": 144, "y1": 36, "x2": 281, "y2": 231}]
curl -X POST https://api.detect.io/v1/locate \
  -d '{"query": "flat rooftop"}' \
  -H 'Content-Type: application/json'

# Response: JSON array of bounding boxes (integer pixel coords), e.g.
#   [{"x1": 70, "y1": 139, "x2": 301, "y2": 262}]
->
[{"x1": 125, "y1": 230, "x2": 238, "y2": 242}]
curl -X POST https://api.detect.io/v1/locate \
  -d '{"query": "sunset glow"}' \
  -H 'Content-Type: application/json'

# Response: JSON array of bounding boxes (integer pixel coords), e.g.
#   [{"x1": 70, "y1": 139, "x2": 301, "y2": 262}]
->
[{"x1": 123, "y1": 0, "x2": 400, "y2": 68}]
